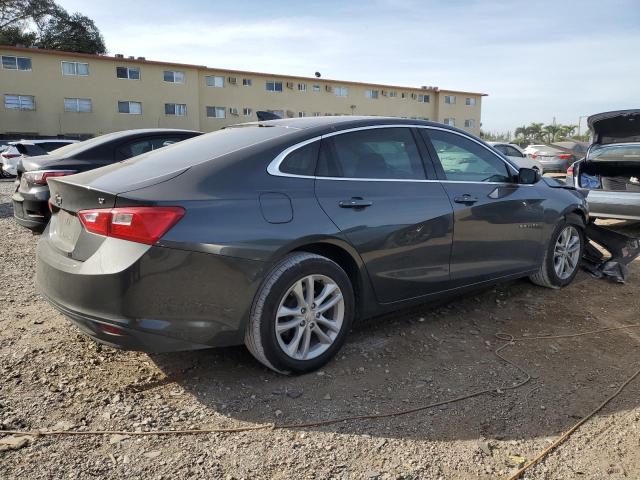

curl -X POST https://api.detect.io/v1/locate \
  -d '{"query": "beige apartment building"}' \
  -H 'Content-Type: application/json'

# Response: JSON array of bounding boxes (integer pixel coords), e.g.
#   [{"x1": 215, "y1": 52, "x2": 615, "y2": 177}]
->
[{"x1": 0, "y1": 45, "x2": 485, "y2": 139}]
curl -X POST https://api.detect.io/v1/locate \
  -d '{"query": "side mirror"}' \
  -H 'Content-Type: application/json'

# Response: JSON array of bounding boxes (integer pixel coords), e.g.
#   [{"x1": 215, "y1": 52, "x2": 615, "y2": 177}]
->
[{"x1": 518, "y1": 167, "x2": 539, "y2": 184}]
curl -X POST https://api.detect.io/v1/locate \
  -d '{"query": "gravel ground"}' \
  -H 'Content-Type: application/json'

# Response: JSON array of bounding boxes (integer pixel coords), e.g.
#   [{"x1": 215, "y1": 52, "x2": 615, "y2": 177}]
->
[{"x1": 1, "y1": 178, "x2": 640, "y2": 479}]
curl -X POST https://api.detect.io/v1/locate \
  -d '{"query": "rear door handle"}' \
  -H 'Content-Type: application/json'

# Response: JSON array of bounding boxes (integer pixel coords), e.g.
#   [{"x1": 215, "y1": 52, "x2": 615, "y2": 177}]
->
[
  {"x1": 453, "y1": 194, "x2": 478, "y2": 205},
  {"x1": 339, "y1": 198, "x2": 373, "y2": 209}
]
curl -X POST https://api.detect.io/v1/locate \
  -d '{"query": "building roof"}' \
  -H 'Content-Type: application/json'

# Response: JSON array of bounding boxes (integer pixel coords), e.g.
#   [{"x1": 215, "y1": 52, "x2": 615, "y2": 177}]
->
[{"x1": 0, "y1": 45, "x2": 488, "y2": 97}]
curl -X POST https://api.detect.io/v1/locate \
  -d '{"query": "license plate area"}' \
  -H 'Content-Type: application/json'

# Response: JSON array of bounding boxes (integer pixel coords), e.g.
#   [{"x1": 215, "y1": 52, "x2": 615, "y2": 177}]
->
[{"x1": 49, "y1": 209, "x2": 82, "y2": 253}]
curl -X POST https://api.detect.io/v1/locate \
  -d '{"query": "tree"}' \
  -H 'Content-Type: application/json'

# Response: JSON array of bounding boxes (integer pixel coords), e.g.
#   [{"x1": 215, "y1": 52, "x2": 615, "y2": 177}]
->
[
  {"x1": 0, "y1": 0, "x2": 106, "y2": 54},
  {"x1": 37, "y1": 10, "x2": 106, "y2": 54}
]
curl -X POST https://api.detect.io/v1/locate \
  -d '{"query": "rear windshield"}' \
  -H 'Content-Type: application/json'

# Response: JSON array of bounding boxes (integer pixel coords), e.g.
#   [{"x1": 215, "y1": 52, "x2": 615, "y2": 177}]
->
[{"x1": 589, "y1": 144, "x2": 640, "y2": 161}]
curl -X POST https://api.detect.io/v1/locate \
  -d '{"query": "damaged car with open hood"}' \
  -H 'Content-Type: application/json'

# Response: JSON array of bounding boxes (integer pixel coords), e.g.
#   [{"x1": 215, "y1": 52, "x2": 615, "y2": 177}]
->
[{"x1": 567, "y1": 109, "x2": 640, "y2": 220}]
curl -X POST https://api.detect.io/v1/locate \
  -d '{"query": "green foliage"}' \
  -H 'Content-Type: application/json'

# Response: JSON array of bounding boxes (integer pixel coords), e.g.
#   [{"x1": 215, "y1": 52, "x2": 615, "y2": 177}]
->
[
  {"x1": 0, "y1": 0, "x2": 106, "y2": 54},
  {"x1": 513, "y1": 121, "x2": 580, "y2": 145}
]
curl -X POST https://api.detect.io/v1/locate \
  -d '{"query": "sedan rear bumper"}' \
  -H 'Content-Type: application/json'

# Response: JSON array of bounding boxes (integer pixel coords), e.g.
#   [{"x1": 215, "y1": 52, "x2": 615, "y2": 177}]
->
[
  {"x1": 36, "y1": 230, "x2": 267, "y2": 351},
  {"x1": 12, "y1": 187, "x2": 50, "y2": 230}
]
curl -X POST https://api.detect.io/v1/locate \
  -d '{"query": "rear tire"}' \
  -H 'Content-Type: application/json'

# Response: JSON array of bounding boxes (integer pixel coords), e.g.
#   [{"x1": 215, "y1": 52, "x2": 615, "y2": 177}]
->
[
  {"x1": 530, "y1": 215, "x2": 585, "y2": 289},
  {"x1": 245, "y1": 252, "x2": 354, "y2": 374}
]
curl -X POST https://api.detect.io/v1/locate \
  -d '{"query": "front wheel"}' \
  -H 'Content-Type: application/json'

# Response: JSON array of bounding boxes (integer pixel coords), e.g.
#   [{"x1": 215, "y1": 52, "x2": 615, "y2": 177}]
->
[
  {"x1": 245, "y1": 252, "x2": 354, "y2": 374},
  {"x1": 530, "y1": 217, "x2": 585, "y2": 288}
]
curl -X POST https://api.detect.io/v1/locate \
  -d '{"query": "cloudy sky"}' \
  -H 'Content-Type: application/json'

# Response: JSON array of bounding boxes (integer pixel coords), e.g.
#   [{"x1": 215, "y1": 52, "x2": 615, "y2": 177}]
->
[{"x1": 57, "y1": 0, "x2": 640, "y2": 133}]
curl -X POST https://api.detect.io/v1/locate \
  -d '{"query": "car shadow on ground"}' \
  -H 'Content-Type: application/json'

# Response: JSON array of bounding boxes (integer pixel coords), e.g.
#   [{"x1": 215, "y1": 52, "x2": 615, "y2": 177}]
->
[{"x1": 148, "y1": 270, "x2": 640, "y2": 442}]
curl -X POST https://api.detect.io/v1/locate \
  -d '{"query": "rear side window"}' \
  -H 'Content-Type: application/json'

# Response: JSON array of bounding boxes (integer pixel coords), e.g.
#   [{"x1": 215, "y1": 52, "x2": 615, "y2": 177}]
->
[
  {"x1": 280, "y1": 141, "x2": 319, "y2": 176},
  {"x1": 422, "y1": 130, "x2": 512, "y2": 183},
  {"x1": 503, "y1": 145, "x2": 523, "y2": 157},
  {"x1": 117, "y1": 136, "x2": 184, "y2": 160},
  {"x1": 317, "y1": 128, "x2": 425, "y2": 179}
]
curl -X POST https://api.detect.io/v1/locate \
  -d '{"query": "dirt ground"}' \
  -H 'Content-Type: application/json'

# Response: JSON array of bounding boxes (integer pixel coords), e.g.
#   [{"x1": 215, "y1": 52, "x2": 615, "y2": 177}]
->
[{"x1": 1, "y1": 178, "x2": 640, "y2": 479}]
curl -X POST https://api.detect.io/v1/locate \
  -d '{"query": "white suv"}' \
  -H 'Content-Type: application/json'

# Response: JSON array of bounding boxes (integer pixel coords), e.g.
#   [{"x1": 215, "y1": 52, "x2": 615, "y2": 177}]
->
[{"x1": 1, "y1": 139, "x2": 79, "y2": 176}]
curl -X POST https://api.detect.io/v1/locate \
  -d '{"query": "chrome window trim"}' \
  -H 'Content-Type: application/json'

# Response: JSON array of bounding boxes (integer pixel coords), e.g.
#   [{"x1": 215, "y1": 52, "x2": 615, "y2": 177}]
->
[{"x1": 266, "y1": 124, "x2": 520, "y2": 181}]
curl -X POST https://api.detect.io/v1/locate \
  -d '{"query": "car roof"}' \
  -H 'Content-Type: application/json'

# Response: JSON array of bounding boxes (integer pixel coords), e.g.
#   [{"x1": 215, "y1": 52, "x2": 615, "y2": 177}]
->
[{"x1": 10, "y1": 139, "x2": 79, "y2": 145}]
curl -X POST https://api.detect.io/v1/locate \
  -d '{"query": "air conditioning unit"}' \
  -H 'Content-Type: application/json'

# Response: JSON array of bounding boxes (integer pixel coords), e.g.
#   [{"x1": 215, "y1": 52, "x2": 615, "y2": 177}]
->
[
  {"x1": 115, "y1": 54, "x2": 124, "y2": 58},
  {"x1": 229, "y1": 107, "x2": 239, "y2": 115},
  {"x1": 325, "y1": 85, "x2": 332, "y2": 92},
  {"x1": 286, "y1": 82, "x2": 294, "y2": 89},
  {"x1": 228, "y1": 76, "x2": 238, "y2": 85}
]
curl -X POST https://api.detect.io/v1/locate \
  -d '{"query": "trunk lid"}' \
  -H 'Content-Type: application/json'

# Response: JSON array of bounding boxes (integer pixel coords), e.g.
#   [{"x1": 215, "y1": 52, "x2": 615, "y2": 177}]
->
[{"x1": 588, "y1": 110, "x2": 640, "y2": 145}]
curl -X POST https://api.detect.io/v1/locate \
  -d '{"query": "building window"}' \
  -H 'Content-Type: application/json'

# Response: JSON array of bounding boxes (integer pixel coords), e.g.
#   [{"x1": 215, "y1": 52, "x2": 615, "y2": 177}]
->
[
  {"x1": 298, "y1": 111, "x2": 305, "y2": 117},
  {"x1": 2, "y1": 55, "x2": 32, "y2": 71},
  {"x1": 312, "y1": 84, "x2": 321, "y2": 92},
  {"x1": 334, "y1": 86, "x2": 349, "y2": 97},
  {"x1": 243, "y1": 107, "x2": 252, "y2": 116},
  {"x1": 61, "y1": 61, "x2": 89, "y2": 76},
  {"x1": 164, "y1": 71, "x2": 185, "y2": 83},
  {"x1": 464, "y1": 119, "x2": 476, "y2": 128},
  {"x1": 365, "y1": 89, "x2": 379, "y2": 99},
  {"x1": 4, "y1": 94, "x2": 35, "y2": 110},
  {"x1": 205, "y1": 75, "x2": 224, "y2": 87},
  {"x1": 206, "y1": 106, "x2": 226, "y2": 118},
  {"x1": 466, "y1": 97, "x2": 477, "y2": 106},
  {"x1": 443, "y1": 118, "x2": 455, "y2": 126},
  {"x1": 401, "y1": 92, "x2": 407, "y2": 99},
  {"x1": 297, "y1": 83, "x2": 306, "y2": 92},
  {"x1": 266, "y1": 81, "x2": 283, "y2": 92},
  {"x1": 418, "y1": 94, "x2": 430, "y2": 103},
  {"x1": 242, "y1": 78, "x2": 252, "y2": 87},
  {"x1": 116, "y1": 66, "x2": 140, "y2": 80},
  {"x1": 165, "y1": 103, "x2": 187, "y2": 116},
  {"x1": 444, "y1": 95, "x2": 456, "y2": 104},
  {"x1": 64, "y1": 98, "x2": 92, "y2": 113},
  {"x1": 118, "y1": 101, "x2": 142, "y2": 115},
  {"x1": 313, "y1": 112, "x2": 321, "y2": 117},
  {"x1": 389, "y1": 91, "x2": 397, "y2": 98}
]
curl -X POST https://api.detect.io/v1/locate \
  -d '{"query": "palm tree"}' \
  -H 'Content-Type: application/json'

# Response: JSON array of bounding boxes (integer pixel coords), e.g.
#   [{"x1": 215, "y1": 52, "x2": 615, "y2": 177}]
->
[
  {"x1": 543, "y1": 124, "x2": 562, "y2": 143},
  {"x1": 527, "y1": 123, "x2": 544, "y2": 143},
  {"x1": 514, "y1": 125, "x2": 528, "y2": 141}
]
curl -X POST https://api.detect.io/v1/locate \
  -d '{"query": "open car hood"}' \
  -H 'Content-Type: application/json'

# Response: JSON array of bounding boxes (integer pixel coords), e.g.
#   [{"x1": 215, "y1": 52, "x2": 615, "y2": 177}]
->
[{"x1": 588, "y1": 109, "x2": 640, "y2": 145}]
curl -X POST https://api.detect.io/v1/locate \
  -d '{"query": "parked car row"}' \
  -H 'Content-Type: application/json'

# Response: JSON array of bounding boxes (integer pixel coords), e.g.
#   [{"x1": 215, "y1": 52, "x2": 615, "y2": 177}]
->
[{"x1": 1, "y1": 139, "x2": 79, "y2": 177}]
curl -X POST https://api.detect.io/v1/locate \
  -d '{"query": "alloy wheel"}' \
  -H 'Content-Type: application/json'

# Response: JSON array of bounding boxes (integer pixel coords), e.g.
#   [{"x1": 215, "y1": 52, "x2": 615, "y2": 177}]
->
[
  {"x1": 275, "y1": 274, "x2": 344, "y2": 361},
  {"x1": 553, "y1": 225, "x2": 581, "y2": 280}
]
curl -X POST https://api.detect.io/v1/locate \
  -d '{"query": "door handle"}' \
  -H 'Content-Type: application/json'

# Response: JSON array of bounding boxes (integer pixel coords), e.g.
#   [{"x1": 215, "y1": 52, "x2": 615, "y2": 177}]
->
[
  {"x1": 453, "y1": 194, "x2": 478, "y2": 204},
  {"x1": 339, "y1": 198, "x2": 373, "y2": 209}
]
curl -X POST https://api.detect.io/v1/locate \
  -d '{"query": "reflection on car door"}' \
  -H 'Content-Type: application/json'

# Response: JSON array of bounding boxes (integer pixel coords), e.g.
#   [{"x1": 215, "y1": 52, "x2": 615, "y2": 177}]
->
[
  {"x1": 314, "y1": 127, "x2": 454, "y2": 303},
  {"x1": 115, "y1": 136, "x2": 185, "y2": 161},
  {"x1": 420, "y1": 128, "x2": 545, "y2": 286}
]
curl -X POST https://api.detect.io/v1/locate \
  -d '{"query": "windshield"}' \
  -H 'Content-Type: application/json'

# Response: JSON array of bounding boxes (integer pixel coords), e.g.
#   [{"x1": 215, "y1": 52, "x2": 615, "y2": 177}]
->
[{"x1": 589, "y1": 144, "x2": 640, "y2": 161}]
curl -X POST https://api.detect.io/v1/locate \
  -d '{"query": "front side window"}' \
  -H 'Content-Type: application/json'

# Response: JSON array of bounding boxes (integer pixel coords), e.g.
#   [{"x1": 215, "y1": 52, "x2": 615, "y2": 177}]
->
[
  {"x1": 2, "y1": 55, "x2": 32, "y2": 71},
  {"x1": 466, "y1": 97, "x2": 477, "y2": 106},
  {"x1": 317, "y1": 128, "x2": 425, "y2": 180},
  {"x1": 206, "y1": 106, "x2": 226, "y2": 118},
  {"x1": 61, "y1": 61, "x2": 89, "y2": 76},
  {"x1": 118, "y1": 101, "x2": 142, "y2": 114},
  {"x1": 423, "y1": 129, "x2": 511, "y2": 183},
  {"x1": 64, "y1": 98, "x2": 92, "y2": 113},
  {"x1": 365, "y1": 89, "x2": 379, "y2": 99},
  {"x1": 116, "y1": 66, "x2": 140, "y2": 80},
  {"x1": 280, "y1": 141, "x2": 319, "y2": 176},
  {"x1": 164, "y1": 70, "x2": 184, "y2": 83},
  {"x1": 165, "y1": 103, "x2": 187, "y2": 116},
  {"x1": 266, "y1": 81, "x2": 283, "y2": 92},
  {"x1": 444, "y1": 95, "x2": 456, "y2": 104},
  {"x1": 464, "y1": 119, "x2": 476, "y2": 128},
  {"x1": 205, "y1": 75, "x2": 224, "y2": 87}
]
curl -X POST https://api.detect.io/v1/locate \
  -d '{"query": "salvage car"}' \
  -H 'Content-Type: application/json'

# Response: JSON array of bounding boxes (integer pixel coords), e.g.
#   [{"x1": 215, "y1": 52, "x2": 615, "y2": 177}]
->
[
  {"x1": 36, "y1": 117, "x2": 588, "y2": 374},
  {"x1": 487, "y1": 142, "x2": 544, "y2": 173},
  {"x1": 1, "y1": 139, "x2": 79, "y2": 177},
  {"x1": 566, "y1": 109, "x2": 640, "y2": 221},
  {"x1": 13, "y1": 129, "x2": 201, "y2": 230}
]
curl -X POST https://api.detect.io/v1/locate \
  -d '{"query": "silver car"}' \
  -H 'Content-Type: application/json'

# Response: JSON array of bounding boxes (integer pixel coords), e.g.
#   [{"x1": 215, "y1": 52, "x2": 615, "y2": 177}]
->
[{"x1": 566, "y1": 109, "x2": 640, "y2": 220}]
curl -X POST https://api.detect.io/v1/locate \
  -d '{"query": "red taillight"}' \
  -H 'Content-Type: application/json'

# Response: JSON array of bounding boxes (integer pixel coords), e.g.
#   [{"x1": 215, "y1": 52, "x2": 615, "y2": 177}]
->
[
  {"x1": 23, "y1": 170, "x2": 77, "y2": 185},
  {"x1": 78, "y1": 206, "x2": 185, "y2": 245},
  {"x1": 566, "y1": 165, "x2": 574, "y2": 176},
  {"x1": 530, "y1": 153, "x2": 537, "y2": 159},
  {"x1": 1, "y1": 152, "x2": 20, "y2": 159},
  {"x1": 557, "y1": 154, "x2": 572, "y2": 160}
]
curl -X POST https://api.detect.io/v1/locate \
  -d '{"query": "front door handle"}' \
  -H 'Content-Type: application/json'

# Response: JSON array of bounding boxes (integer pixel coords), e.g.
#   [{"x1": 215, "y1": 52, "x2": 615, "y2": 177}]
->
[
  {"x1": 339, "y1": 198, "x2": 373, "y2": 209},
  {"x1": 453, "y1": 194, "x2": 478, "y2": 205}
]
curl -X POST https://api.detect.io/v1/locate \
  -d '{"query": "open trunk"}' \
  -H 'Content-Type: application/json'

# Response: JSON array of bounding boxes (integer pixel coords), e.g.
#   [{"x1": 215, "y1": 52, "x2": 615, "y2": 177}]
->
[{"x1": 579, "y1": 162, "x2": 640, "y2": 192}]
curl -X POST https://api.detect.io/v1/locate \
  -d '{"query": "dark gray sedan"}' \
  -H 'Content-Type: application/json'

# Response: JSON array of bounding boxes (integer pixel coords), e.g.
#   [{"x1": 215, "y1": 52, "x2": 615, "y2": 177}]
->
[{"x1": 36, "y1": 117, "x2": 588, "y2": 374}]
